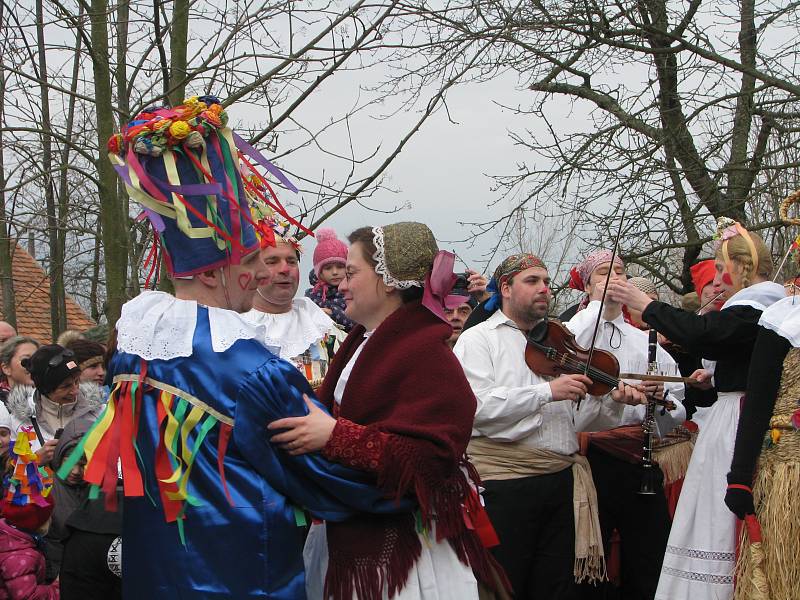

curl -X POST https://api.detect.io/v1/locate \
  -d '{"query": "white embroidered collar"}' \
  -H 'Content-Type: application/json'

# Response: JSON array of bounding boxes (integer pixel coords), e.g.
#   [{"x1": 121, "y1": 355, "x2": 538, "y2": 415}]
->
[
  {"x1": 721, "y1": 281, "x2": 785, "y2": 312},
  {"x1": 116, "y1": 291, "x2": 271, "y2": 360},
  {"x1": 242, "y1": 297, "x2": 334, "y2": 360},
  {"x1": 759, "y1": 295, "x2": 800, "y2": 348}
]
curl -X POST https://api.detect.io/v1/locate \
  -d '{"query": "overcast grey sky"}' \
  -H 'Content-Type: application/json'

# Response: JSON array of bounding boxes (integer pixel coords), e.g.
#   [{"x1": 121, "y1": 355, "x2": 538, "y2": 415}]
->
[{"x1": 235, "y1": 64, "x2": 579, "y2": 289}]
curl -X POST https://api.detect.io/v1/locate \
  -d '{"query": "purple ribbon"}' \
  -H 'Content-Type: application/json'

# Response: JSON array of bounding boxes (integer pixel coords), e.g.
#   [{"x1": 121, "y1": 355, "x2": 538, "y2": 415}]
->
[
  {"x1": 115, "y1": 160, "x2": 221, "y2": 232},
  {"x1": 422, "y1": 251, "x2": 463, "y2": 324},
  {"x1": 232, "y1": 131, "x2": 298, "y2": 193},
  {"x1": 114, "y1": 164, "x2": 166, "y2": 232},
  {"x1": 149, "y1": 176, "x2": 222, "y2": 198}
]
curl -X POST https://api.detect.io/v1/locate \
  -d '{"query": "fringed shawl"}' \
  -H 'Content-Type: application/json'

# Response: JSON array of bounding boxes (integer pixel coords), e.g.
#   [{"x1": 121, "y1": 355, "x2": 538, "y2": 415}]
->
[{"x1": 317, "y1": 300, "x2": 508, "y2": 599}]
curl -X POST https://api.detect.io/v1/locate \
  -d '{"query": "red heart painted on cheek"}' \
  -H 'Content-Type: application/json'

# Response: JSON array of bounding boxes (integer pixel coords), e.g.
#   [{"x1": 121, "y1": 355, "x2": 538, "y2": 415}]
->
[
  {"x1": 239, "y1": 273, "x2": 253, "y2": 290},
  {"x1": 722, "y1": 273, "x2": 733, "y2": 285}
]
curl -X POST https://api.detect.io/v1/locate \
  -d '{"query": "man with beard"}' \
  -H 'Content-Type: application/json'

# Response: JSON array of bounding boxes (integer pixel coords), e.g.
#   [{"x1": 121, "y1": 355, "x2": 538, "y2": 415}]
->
[
  {"x1": 243, "y1": 237, "x2": 346, "y2": 386},
  {"x1": 453, "y1": 253, "x2": 646, "y2": 600}
]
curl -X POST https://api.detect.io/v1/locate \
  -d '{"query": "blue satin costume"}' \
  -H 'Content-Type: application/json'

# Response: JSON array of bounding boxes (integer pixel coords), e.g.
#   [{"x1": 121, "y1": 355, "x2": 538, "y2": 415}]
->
[
  {"x1": 113, "y1": 308, "x2": 399, "y2": 598},
  {"x1": 81, "y1": 99, "x2": 399, "y2": 598}
]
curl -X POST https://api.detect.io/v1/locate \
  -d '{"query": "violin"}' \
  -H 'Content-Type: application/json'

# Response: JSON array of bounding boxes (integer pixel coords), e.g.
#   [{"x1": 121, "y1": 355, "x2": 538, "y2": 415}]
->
[{"x1": 523, "y1": 319, "x2": 676, "y2": 410}]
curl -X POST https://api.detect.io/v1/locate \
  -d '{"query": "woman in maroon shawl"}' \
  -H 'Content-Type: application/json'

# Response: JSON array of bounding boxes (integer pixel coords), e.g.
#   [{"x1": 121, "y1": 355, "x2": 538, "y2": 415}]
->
[{"x1": 270, "y1": 222, "x2": 506, "y2": 599}]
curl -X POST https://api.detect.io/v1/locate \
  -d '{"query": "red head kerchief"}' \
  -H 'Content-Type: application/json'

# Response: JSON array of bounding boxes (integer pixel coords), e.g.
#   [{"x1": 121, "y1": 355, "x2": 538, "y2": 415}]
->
[{"x1": 690, "y1": 259, "x2": 716, "y2": 295}]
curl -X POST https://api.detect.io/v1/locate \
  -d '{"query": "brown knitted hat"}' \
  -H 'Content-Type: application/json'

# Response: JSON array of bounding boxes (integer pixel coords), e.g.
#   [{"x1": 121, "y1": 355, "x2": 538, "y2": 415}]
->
[{"x1": 66, "y1": 338, "x2": 105, "y2": 370}]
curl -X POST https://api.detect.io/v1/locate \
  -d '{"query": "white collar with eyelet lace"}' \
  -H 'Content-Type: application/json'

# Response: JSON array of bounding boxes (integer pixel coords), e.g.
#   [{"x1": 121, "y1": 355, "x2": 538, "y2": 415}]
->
[
  {"x1": 116, "y1": 291, "x2": 272, "y2": 360},
  {"x1": 242, "y1": 297, "x2": 335, "y2": 360}
]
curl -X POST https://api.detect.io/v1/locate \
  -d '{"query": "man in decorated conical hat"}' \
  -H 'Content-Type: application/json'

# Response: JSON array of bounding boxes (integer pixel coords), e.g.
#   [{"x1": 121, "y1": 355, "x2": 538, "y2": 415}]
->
[{"x1": 59, "y1": 96, "x2": 398, "y2": 598}]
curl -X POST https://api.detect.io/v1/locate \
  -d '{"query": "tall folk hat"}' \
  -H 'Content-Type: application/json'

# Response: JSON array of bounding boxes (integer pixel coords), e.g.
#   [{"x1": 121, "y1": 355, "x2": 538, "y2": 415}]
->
[{"x1": 108, "y1": 95, "x2": 305, "y2": 279}]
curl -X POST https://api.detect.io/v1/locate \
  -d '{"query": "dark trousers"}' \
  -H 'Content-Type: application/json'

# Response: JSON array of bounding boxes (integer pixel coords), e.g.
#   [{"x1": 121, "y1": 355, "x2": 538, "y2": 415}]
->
[
  {"x1": 483, "y1": 468, "x2": 579, "y2": 600},
  {"x1": 60, "y1": 531, "x2": 122, "y2": 600},
  {"x1": 579, "y1": 447, "x2": 671, "y2": 600}
]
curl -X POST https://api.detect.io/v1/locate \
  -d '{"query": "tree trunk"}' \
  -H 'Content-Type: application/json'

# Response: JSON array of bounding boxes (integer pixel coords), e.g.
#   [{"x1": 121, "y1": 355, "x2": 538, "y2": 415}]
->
[
  {"x1": 116, "y1": 0, "x2": 141, "y2": 297},
  {"x1": 724, "y1": 0, "x2": 757, "y2": 218},
  {"x1": 168, "y1": 0, "x2": 189, "y2": 104},
  {"x1": 155, "y1": 0, "x2": 190, "y2": 294},
  {"x1": 36, "y1": 0, "x2": 67, "y2": 339},
  {"x1": 666, "y1": 147, "x2": 702, "y2": 292},
  {"x1": 91, "y1": 0, "x2": 129, "y2": 326},
  {"x1": 90, "y1": 222, "x2": 101, "y2": 323},
  {"x1": 0, "y1": 2, "x2": 15, "y2": 327},
  {"x1": 54, "y1": 4, "x2": 85, "y2": 332},
  {"x1": 640, "y1": 0, "x2": 731, "y2": 220}
]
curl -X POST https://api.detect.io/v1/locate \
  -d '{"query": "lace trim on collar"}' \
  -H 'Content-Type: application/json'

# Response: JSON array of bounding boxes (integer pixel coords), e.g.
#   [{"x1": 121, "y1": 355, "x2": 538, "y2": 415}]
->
[
  {"x1": 243, "y1": 297, "x2": 334, "y2": 360},
  {"x1": 117, "y1": 291, "x2": 269, "y2": 360}
]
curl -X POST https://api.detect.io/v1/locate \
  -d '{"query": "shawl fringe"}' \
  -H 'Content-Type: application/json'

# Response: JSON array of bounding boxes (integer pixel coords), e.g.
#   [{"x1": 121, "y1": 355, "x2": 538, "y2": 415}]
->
[{"x1": 324, "y1": 514, "x2": 421, "y2": 600}]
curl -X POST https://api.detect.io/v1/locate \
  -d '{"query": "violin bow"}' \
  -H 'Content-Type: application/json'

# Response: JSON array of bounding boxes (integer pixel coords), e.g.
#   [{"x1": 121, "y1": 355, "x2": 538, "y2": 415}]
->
[
  {"x1": 579, "y1": 211, "x2": 626, "y2": 409},
  {"x1": 772, "y1": 235, "x2": 799, "y2": 282},
  {"x1": 695, "y1": 290, "x2": 725, "y2": 314}
]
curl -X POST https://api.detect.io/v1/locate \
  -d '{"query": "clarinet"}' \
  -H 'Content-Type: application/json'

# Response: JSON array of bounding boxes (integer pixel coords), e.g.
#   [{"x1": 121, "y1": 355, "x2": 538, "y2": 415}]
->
[{"x1": 638, "y1": 329, "x2": 658, "y2": 495}]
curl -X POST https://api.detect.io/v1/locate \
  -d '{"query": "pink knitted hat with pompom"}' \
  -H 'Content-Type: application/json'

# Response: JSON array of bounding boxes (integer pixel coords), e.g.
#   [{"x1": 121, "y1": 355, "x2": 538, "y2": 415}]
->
[{"x1": 313, "y1": 228, "x2": 348, "y2": 276}]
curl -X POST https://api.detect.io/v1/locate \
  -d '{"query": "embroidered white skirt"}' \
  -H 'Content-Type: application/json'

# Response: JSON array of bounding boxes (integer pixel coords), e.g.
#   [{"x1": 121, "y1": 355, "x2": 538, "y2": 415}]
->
[
  {"x1": 303, "y1": 522, "x2": 479, "y2": 600},
  {"x1": 655, "y1": 391, "x2": 742, "y2": 600}
]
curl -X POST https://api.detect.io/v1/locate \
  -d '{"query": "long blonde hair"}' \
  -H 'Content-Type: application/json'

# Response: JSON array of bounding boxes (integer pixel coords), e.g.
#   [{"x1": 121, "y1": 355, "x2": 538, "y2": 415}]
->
[{"x1": 715, "y1": 225, "x2": 773, "y2": 289}]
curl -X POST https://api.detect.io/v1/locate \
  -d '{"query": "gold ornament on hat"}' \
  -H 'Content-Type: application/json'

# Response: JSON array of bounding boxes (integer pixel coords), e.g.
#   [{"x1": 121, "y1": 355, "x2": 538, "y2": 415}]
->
[{"x1": 372, "y1": 222, "x2": 439, "y2": 288}]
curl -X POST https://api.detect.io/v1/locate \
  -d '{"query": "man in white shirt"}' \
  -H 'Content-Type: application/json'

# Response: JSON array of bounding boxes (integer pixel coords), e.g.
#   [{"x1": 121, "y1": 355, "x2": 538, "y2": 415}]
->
[
  {"x1": 453, "y1": 253, "x2": 646, "y2": 600},
  {"x1": 243, "y1": 239, "x2": 345, "y2": 386},
  {"x1": 565, "y1": 250, "x2": 686, "y2": 600}
]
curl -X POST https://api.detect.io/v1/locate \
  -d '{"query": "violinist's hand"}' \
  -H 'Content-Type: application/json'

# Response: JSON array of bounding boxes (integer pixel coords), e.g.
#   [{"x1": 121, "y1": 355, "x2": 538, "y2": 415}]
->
[
  {"x1": 610, "y1": 381, "x2": 647, "y2": 406},
  {"x1": 688, "y1": 368, "x2": 714, "y2": 390},
  {"x1": 640, "y1": 380, "x2": 665, "y2": 402},
  {"x1": 550, "y1": 374, "x2": 592, "y2": 402},
  {"x1": 606, "y1": 280, "x2": 654, "y2": 313}
]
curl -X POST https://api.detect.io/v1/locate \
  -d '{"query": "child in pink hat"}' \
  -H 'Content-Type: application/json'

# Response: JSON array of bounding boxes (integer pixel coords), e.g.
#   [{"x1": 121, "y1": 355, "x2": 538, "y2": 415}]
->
[{"x1": 305, "y1": 228, "x2": 355, "y2": 332}]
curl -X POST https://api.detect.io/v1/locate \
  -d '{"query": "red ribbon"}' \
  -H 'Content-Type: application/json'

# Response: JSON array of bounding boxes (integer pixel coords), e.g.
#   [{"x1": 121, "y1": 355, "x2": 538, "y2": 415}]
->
[
  {"x1": 217, "y1": 423, "x2": 233, "y2": 506},
  {"x1": 462, "y1": 487, "x2": 500, "y2": 548},
  {"x1": 744, "y1": 513, "x2": 762, "y2": 543}
]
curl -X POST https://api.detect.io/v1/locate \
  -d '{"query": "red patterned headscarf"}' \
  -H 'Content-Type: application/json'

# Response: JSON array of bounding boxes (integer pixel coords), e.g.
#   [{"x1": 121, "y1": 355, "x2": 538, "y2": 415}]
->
[{"x1": 569, "y1": 249, "x2": 625, "y2": 292}]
